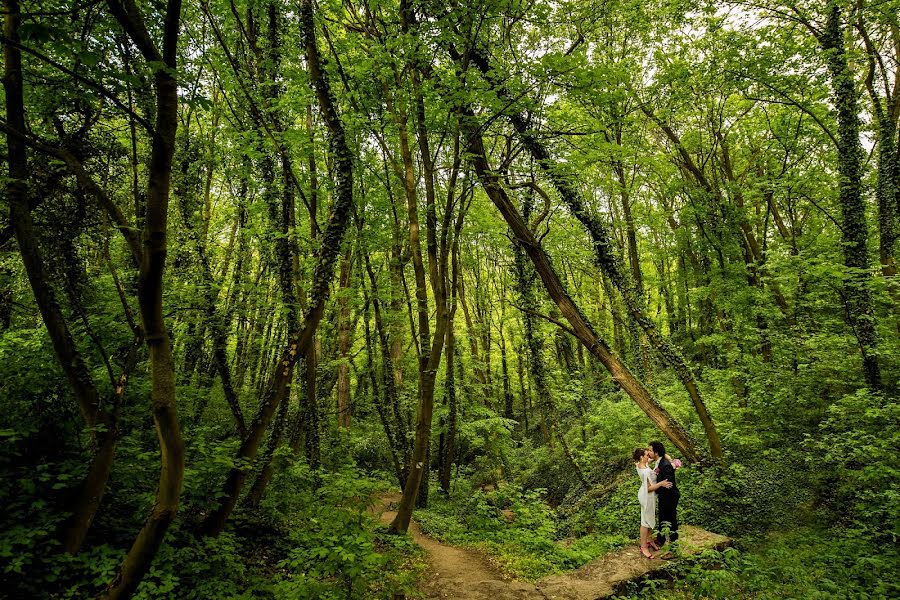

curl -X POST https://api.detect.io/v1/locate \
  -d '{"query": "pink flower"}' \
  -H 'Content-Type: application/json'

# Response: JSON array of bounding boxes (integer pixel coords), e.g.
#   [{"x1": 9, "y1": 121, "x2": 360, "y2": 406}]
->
[
  {"x1": 672, "y1": 459, "x2": 682, "y2": 469},
  {"x1": 654, "y1": 467, "x2": 660, "y2": 475}
]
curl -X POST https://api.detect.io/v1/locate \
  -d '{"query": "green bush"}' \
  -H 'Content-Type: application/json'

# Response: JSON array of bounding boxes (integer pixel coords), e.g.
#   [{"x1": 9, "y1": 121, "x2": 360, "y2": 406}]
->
[
  {"x1": 625, "y1": 529, "x2": 900, "y2": 599},
  {"x1": 811, "y1": 390, "x2": 900, "y2": 544},
  {"x1": 678, "y1": 453, "x2": 812, "y2": 539}
]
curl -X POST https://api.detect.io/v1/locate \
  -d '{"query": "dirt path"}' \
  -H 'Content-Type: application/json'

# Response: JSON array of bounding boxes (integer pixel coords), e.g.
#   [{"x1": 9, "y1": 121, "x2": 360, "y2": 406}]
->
[
  {"x1": 371, "y1": 492, "x2": 730, "y2": 600},
  {"x1": 374, "y1": 492, "x2": 547, "y2": 599}
]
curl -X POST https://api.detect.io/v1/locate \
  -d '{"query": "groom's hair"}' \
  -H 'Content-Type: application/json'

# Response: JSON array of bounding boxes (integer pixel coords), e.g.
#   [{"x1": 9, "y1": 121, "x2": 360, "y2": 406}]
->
[{"x1": 649, "y1": 441, "x2": 665, "y2": 457}]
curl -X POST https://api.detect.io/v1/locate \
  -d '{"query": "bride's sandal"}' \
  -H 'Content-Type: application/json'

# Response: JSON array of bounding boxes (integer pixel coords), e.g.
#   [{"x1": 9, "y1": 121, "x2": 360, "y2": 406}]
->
[
  {"x1": 648, "y1": 540, "x2": 660, "y2": 551},
  {"x1": 640, "y1": 545, "x2": 654, "y2": 559}
]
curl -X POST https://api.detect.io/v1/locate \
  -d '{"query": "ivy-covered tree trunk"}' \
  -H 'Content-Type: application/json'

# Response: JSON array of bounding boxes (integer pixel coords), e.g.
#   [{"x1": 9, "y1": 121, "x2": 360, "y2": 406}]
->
[
  {"x1": 200, "y1": 0, "x2": 355, "y2": 536},
  {"x1": 820, "y1": 3, "x2": 882, "y2": 390},
  {"x1": 856, "y1": 13, "x2": 899, "y2": 280}
]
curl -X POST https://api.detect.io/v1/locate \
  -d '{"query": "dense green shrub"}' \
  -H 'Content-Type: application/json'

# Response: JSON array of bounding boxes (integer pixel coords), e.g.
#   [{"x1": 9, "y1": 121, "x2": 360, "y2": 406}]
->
[
  {"x1": 810, "y1": 390, "x2": 900, "y2": 544},
  {"x1": 678, "y1": 453, "x2": 813, "y2": 539},
  {"x1": 624, "y1": 529, "x2": 900, "y2": 600}
]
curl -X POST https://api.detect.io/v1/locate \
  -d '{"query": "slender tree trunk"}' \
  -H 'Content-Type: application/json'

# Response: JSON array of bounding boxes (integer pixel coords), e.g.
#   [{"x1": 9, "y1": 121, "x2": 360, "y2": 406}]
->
[
  {"x1": 100, "y1": 0, "x2": 186, "y2": 596},
  {"x1": 388, "y1": 10, "x2": 455, "y2": 527},
  {"x1": 500, "y1": 328, "x2": 514, "y2": 419},
  {"x1": 200, "y1": 0, "x2": 355, "y2": 536},
  {"x1": 820, "y1": 4, "x2": 882, "y2": 390},
  {"x1": 304, "y1": 335, "x2": 319, "y2": 469},
  {"x1": 244, "y1": 385, "x2": 290, "y2": 508},
  {"x1": 439, "y1": 190, "x2": 464, "y2": 494},
  {"x1": 336, "y1": 247, "x2": 354, "y2": 427},
  {"x1": 857, "y1": 16, "x2": 899, "y2": 279},
  {"x1": 360, "y1": 261, "x2": 404, "y2": 487}
]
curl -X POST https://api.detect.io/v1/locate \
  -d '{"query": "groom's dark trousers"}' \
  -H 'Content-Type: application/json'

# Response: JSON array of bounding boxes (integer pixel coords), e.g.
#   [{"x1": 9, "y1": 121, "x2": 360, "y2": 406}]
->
[{"x1": 655, "y1": 457, "x2": 680, "y2": 546}]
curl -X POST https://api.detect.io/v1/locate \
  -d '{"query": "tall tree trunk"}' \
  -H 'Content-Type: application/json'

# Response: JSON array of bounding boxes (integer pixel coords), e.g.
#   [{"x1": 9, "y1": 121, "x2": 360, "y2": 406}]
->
[
  {"x1": 388, "y1": 8, "x2": 454, "y2": 527},
  {"x1": 857, "y1": 14, "x2": 899, "y2": 279},
  {"x1": 360, "y1": 260, "x2": 405, "y2": 487},
  {"x1": 820, "y1": 4, "x2": 882, "y2": 390},
  {"x1": 336, "y1": 247, "x2": 355, "y2": 427},
  {"x1": 515, "y1": 343, "x2": 529, "y2": 434},
  {"x1": 500, "y1": 328, "x2": 514, "y2": 419},
  {"x1": 364, "y1": 252, "x2": 410, "y2": 481},
  {"x1": 100, "y1": 0, "x2": 186, "y2": 596},
  {"x1": 439, "y1": 186, "x2": 465, "y2": 494},
  {"x1": 244, "y1": 382, "x2": 290, "y2": 508}
]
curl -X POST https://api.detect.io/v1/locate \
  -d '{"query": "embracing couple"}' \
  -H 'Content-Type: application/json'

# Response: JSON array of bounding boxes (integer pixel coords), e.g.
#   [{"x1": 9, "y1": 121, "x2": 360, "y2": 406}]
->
[{"x1": 633, "y1": 441, "x2": 681, "y2": 560}]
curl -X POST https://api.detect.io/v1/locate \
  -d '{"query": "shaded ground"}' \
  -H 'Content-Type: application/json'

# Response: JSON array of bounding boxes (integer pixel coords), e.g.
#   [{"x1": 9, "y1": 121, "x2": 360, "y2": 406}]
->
[{"x1": 372, "y1": 492, "x2": 731, "y2": 600}]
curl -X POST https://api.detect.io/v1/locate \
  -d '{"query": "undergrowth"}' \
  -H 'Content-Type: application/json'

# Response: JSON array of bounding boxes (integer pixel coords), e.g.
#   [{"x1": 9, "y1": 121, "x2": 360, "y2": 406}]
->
[{"x1": 415, "y1": 479, "x2": 627, "y2": 580}]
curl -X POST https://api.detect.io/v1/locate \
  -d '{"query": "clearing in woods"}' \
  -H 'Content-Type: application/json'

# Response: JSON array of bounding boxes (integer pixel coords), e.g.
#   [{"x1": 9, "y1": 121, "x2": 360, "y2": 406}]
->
[{"x1": 373, "y1": 492, "x2": 731, "y2": 600}]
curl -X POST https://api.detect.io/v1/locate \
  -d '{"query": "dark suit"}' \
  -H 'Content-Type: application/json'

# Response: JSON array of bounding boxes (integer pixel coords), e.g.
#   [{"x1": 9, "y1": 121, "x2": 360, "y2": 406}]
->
[{"x1": 654, "y1": 457, "x2": 680, "y2": 546}]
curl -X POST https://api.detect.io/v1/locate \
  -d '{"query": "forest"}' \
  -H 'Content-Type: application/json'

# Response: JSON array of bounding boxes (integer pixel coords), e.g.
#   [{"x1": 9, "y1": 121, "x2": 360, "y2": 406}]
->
[{"x1": 1, "y1": 0, "x2": 898, "y2": 597}]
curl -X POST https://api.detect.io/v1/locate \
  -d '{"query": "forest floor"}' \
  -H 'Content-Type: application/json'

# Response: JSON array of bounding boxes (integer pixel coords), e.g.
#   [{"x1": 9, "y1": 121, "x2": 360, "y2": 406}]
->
[{"x1": 372, "y1": 492, "x2": 731, "y2": 600}]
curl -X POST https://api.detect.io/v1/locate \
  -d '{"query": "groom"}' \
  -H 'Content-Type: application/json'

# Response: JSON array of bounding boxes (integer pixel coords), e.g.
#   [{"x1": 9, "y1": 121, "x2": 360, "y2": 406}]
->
[{"x1": 648, "y1": 441, "x2": 679, "y2": 554}]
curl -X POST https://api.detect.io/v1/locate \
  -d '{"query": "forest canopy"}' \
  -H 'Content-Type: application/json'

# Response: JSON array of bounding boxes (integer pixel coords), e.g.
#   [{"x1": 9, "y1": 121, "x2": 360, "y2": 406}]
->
[{"x1": 1, "y1": 0, "x2": 898, "y2": 598}]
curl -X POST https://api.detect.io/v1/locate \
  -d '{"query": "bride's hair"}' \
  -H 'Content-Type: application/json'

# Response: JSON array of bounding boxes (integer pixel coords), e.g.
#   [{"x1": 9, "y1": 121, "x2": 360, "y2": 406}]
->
[{"x1": 632, "y1": 448, "x2": 646, "y2": 462}]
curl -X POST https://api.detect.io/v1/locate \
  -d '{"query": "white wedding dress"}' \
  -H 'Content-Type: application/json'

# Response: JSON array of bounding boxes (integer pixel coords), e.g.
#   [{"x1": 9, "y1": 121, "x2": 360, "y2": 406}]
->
[{"x1": 637, "y1": 465, "x2": 657, "y2": 529}]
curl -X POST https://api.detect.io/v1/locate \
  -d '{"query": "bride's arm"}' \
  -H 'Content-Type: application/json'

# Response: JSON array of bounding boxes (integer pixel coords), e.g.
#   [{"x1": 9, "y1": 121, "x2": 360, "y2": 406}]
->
[{"x1": 647, "y1": 479, "x2": 672, "y2": 492}]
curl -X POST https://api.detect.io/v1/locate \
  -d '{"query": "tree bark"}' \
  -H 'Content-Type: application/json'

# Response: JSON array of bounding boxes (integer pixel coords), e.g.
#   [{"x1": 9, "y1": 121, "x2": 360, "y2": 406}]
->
[{"x1": 100, "y1": 0, "x2": 186, "y2": 596}]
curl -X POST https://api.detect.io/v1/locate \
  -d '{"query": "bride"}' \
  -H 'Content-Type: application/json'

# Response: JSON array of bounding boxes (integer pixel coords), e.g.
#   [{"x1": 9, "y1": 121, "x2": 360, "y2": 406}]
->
[{"x1": 633, "y1": 447, "x2": 672, "y2": 559}]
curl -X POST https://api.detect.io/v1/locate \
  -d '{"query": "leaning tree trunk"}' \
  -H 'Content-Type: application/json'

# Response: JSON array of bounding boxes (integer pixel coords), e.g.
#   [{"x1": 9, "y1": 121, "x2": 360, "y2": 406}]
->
[
  {"x1": 461, "y1": 109, "x2": 704, "y2": 462},
  {"x1": 454, "y1": 44, "x2": 722, "y2": 459}
]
